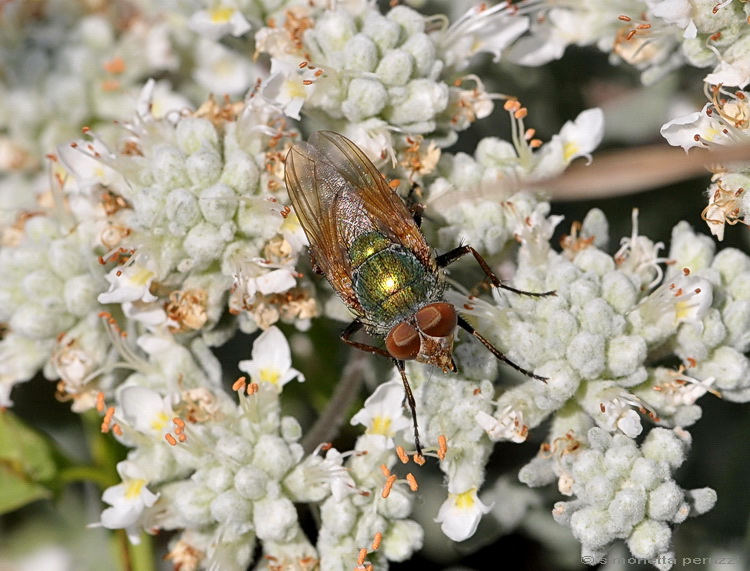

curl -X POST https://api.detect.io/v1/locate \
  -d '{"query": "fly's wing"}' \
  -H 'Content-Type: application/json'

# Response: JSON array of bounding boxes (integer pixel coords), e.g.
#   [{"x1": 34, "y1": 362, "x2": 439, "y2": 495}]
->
[
  {"x1": 309, "y1": 131, "x2": 435, "y2": 269},
  {"x1": 285, "y1": 139, "x2": 363, "y2": 313}
]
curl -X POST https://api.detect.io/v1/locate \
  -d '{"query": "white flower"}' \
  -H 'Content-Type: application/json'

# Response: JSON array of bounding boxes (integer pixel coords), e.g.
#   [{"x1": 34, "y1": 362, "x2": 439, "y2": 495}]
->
[
  {"x1": 261, "y1": 58, "x2": 318, "y2": 120},
  {"x1": 634, "y1": 273, "x2": 713, "y2": 332},
  {"x1": 438, "y1": 3, "x2": 529, "y2": 68},
  {"x1": 705, "y1": 60, "x2": 750, "y2": 89},
  {"x1": 475, "y1": 407, "x2": 527, "y2": 443},
  {"x1": 535, "y1": 108, "x2": 604, "y2": 176},
  {"x1": 646, "y1": 0, "x2": 694, "y2": 35},
  {"x1": 238, "y1": 326, "x2": 304, "y2": 390},
  {"x1": 287, "y1": 446, "x2": 358, "y2": 502},
  {"x1": 98, "y1": 256, "x2": 158, "y2": 305},
  {"x1": 660, "y1": 103, "x2": 738, "y2": 151},
  {"x1": 189, "y1": 5, "x2": 251, "y2": 41},
  {"x1": 99, "y1": 460, "x2": 160, "y2": 543},
  {"x1": 599, "y1": 391, "x2": 646, "y2": 438},
  {"x1": 246, "y1": 268, "x2": 297, "y2": 298},
  {"x1": 193, "y1": 38, "x2": 256, "y2": 95},
  {"x1": 350, "y1": 380, "x2": 412, "y2": 448},
  {"x1": 435, "y1": 487, "x2": 493, "y2": 541},
  {"x1": 615, "y1": 209, "x2": 667, "y2": 289},
  {"x1": 119, "y1": 386, "x2": 176, "y2": 438}
]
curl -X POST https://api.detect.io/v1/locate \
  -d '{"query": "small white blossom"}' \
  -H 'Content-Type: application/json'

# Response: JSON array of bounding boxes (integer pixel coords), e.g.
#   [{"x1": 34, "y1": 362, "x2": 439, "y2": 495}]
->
[
  {"x1": 245, "y1": 268, "x2": 297, "y2": 298},
  {"x1": 475, "y1": 406, "x2": 528, "y2": 443},
  {"x1": 435, "y1": 487, "x2": 493, "y2": 542},
  {"x1": 350, "y1": 380, "x2": 411, "y2": 448},
  {"x1": 119, "y1": 386, "x2": 176, "y2": 438},
  {"x1": 98, "y1": 256, "x2": 159, "y2": 305},
  {"x1": 189, "y1": 5, "x2": 251, "y2": 41},
  {"x1": 98, "y1": 460, "x2": 160, "y2": 543},
  {"x1": 238, "y1": 326, "x2": 304, "y2": 390}
]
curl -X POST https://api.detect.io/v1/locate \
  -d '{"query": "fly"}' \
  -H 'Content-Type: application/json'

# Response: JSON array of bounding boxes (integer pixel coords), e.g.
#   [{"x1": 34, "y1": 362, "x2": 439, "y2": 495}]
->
[{"x1": 284, "y1": 131, "x2": 554, "y2": 455}]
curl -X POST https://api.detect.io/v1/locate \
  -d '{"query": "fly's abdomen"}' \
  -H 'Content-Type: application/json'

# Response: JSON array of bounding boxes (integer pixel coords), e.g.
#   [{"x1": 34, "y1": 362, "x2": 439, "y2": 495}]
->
[{"x1": 350, "y1": 232, "x2": 436, "y2": 327}]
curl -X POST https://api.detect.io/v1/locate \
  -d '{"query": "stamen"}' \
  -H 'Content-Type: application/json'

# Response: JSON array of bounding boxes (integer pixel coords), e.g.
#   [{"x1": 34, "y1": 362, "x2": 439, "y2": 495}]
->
[
  {"x1": 406, "y1": 473, "x2": 418, "y2": 491},
  {"x1": 438, "y1": 434, "x2": 448, "y2": 460},
  {"x1": 396, "y1": 446, "x2": 409, "y2": 463},
  {"x1": 381, "y1": 474, "x2": 397, "y2": 498},
  {"x1": 232, "y1": 377, "x2": 247, "y2": 392}
]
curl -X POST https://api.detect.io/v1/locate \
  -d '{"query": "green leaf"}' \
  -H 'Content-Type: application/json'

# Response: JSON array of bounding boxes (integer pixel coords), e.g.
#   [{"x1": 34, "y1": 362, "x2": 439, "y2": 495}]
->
[{"x1": 0, "y1": 409, "x2": 60, "y2": 514}]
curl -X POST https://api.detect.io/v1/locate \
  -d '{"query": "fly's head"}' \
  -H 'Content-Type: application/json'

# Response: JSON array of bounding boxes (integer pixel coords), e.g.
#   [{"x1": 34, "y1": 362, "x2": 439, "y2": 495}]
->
[{"x1": 384, "y1": 302, "x2": 458, "y2": 372}]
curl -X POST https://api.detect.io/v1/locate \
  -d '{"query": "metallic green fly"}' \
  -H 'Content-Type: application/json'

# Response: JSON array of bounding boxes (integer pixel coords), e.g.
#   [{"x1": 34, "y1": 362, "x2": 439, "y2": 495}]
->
[{"x1": 284, "y1": 131, "x2": 554, "y2": 455}]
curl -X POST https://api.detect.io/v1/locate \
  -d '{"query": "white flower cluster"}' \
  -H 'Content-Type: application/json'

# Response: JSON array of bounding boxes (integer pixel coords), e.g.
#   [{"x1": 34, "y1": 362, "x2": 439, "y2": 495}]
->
[
  {"x1": 256, "y1": 1, "x2": 528, "y2": 160},
  {"x1": 510, "y1": 0, "x2": 750, "y2": 87},
  {"x1": 97, "y1": 327, "x2": 317, "y2": 568},
  {"x1": 504, "y1": 0, "x2": 750, "y2": 241},
  {"x1": 62, "y1": 85, "x2": 314, "y2": 336},
  {"x1": 662, "y1": 88, "x2": 750, "y2": 241},
  {"x1": 0, "y1": 1, "x2": 186, "y2": 174},
  {"x1": 0, "y1": 210, "x2": 104, "y2": 406},
  {"x1": 97, "y1": 328, "x2": 424, "y2": 570},
  {"x1": 523, "y1": 426, "x2": 716, "y2": 570},
  {"x1": 385, "y1": 208, "x2": 749, "y2": 566},
  {"x1": 427, "y1": 106, "x2": 604, "y2": 256}
]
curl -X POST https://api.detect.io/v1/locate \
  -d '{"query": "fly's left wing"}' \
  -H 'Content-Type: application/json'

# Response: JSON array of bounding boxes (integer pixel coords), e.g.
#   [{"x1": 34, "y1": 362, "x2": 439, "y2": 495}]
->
[{"x1": 285, "y1": 137, "x2": 362, "y2": 312}]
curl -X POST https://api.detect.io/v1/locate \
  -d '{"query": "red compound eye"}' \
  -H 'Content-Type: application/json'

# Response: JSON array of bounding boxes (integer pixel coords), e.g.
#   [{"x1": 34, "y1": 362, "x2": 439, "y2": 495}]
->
[
  {"x1": 415, "y1": 302, "x2": 457, "y2": 338},
  {"x1": 385, "y1": 321, "x2": 420, "y2": 360}
]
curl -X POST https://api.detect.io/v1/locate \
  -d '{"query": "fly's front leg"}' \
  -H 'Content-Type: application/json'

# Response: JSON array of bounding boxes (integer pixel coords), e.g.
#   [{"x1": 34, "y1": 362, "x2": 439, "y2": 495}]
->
[
  {"x1": 394, "y1": 359, "x2": 422, "y2": 457},
  {"x1": 341, "y1": 320, "x2": 423, "y2": 456},
  {"x1": 436, "y1": 244, "x2": 556, "y2": 297},
  {"x1": 340, "y1": 319, "x2": 392, "y2": 358},
  {"x1": 457, "y1": 316, "x2": 547, "y2": 382}
]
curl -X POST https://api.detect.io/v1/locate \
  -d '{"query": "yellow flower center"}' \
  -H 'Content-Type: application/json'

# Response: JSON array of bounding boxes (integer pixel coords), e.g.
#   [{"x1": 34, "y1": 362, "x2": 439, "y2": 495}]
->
[
  {"x1": 125, "y1": 479, "x2": 145, "y2": 500},
  {"x1": 150, "y1": 411, "x2": 170, "y2": 432},
  {"x1": 285, "y1": 77, "x2": 306, "y2": 99},
  {"x1": 455, "y1": 489, "x2": 477, "y2": 510},
  {"x1": 209, "y1": 6, "x2": 235, "y2": 23},
  {"x1": 130, "y1": 266, "x2": 155, "y2": 287},
  {"x1": 370, "y1": 415, "x2": 392, "y2": 436},
  {"x1": 563, "y1": 141, "x2": 579, "y2": 162},
  {"x1": 260, "y1": 368, "x2": 281, "y2": 385}
]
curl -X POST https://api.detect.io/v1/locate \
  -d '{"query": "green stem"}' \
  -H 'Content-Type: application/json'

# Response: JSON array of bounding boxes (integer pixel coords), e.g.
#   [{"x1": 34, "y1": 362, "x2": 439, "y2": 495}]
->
[
  {"x1": 128, "y1": 531, "x2": 156, "y2": 571},
  {"x1": 58, "y1": 464, "x2": 113, "y2": 488},
  {"x1": 80, "y1": 408, "x2": 123, "y2": 486}
]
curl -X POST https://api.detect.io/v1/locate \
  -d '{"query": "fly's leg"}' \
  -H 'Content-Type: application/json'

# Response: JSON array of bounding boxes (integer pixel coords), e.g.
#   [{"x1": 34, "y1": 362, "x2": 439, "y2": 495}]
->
[
  {"x1": 405, "y1": 182, "x2": 425, "y2": 228},
  {"x1": 394, "y1": 359, "x2": 422, "y2": 456},
  {"x1": 340, "y1": 319, "x2": 392, "y2": 359},
  {"x1": 457, "y1": 316, "x2": 547, "y2": 382},
  {"x1": 436, "y1": 245, "x2": 553, "y2": 382},
  {"x1": 436, "y1": 244, "x2": 556, "y2": 297},
  {"x1": 341, "y1": 320, "x2": 423, "y2": 456}
]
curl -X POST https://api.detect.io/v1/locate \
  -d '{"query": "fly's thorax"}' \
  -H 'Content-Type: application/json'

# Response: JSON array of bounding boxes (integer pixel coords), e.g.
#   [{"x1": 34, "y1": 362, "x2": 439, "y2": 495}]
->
[
  {"x1": 349, "y1": 231, "x2": 392, "y2": 269},
  {"x1": 349, "y1": 232, "x2": 443, "y2": 332}
]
